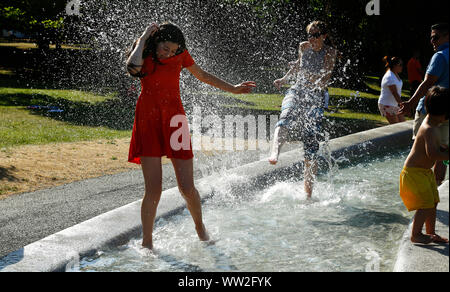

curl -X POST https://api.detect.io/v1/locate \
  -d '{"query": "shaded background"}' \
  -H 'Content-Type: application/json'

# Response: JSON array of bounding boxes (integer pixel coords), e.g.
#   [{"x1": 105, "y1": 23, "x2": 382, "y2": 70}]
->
[{"x1": 1, "y1": 0, "x2": 449, "y2": 94}]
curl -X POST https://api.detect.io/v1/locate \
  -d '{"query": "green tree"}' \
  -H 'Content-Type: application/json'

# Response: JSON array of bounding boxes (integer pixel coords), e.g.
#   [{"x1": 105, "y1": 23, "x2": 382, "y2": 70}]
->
[{"x1": 0, "y1": 0, "x2": 67, "y2": 48}]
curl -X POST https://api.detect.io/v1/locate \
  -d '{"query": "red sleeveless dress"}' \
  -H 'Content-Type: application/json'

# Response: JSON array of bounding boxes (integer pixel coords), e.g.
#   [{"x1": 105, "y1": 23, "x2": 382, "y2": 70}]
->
[{"x1": 128, "y1": 50, "x2": 195, "y2": 164}]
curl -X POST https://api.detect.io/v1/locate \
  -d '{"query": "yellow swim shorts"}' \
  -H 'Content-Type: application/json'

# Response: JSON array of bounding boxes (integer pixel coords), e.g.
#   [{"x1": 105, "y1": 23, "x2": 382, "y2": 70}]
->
[{"x1": 399, "y1": 167, "x2": 440, "y2": 211}]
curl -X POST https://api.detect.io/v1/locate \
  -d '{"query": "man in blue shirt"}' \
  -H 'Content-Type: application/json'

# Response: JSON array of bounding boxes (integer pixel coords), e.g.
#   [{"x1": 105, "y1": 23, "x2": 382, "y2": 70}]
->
[{"x1": 400, "y1": 23, "x2": 449, "y2": 185}]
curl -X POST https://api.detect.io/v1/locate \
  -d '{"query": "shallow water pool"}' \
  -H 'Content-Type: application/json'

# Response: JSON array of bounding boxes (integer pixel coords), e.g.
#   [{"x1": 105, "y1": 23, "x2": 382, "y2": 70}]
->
[{"x1": 76, "y1": 150, "x2": 414, "y2": 272}]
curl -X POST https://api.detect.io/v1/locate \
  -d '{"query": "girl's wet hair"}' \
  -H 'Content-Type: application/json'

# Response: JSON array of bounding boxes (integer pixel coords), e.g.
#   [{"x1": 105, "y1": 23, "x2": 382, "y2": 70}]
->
[
  {"x1": 306, "y1": 20, "x2": 335, "y2": 48},
  {"x1": 306, "y1": 21, "x2": 328, "y2": 35},
  {"x1": 142, "y1": 22, "x2": 186, "y2": 60},
  {"x1": 126, "y1": 22, "x2": 186, "y2": 77},
  {"x1": 382, "y1": 56, "x2": 402, "y2": 70}
]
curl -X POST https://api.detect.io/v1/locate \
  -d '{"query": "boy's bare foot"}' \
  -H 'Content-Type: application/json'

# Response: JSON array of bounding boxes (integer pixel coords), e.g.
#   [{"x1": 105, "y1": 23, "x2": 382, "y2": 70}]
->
[
  {"x1": 430, "y1": 234, "x2": 449, "y2": 244},
  {"x1": 411, "y1": 233, "x2": 434, "y2": 244}
]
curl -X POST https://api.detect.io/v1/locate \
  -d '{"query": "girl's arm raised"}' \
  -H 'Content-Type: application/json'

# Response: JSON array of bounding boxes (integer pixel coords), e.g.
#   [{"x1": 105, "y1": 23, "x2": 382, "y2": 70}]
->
[
  {"x1": 187, "y1": 64, "x2": 256, "y2": 94},
  {"x1": 126, "y1": 23, "x2": 159, "y2": 76},
  {"x1": 126, "y1": 39, "x2": 146, "y2": 76}
]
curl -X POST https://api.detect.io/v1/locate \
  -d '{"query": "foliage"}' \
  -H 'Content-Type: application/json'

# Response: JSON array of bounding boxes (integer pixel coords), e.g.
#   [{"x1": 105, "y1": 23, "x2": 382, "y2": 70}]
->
[{"x1": 0, "y1": 0, "x2": 67, "y2": 47}]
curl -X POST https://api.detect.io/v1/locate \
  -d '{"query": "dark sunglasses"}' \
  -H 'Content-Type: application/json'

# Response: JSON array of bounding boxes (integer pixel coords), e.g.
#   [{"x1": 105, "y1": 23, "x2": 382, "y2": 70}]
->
[
  {"x1": 308, "y1": 32, "x2": 323, "y2": 39},
  {"x1": 431, "y1": 34, "x2": 441, "y2": 42}
]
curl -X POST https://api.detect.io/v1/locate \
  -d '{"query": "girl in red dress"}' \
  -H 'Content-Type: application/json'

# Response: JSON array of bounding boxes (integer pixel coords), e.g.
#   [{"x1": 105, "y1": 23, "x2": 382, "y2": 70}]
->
[{"x1": 126, "y1": 22, "x2": 256, "y2": 249}]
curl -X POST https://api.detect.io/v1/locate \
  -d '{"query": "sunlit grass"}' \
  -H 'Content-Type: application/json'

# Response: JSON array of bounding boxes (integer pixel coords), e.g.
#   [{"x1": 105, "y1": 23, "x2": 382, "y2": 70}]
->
[
  {"x1": 0, "y1": 75, "x2": 395, "y2": 148},
  {"x1": 0, "y1": 86, "x2": 114, "y2": 105},
  {"x1": 0, "y1": 107, "x2": 130, "y2": 148},
  {"x1": 219, "y1": 91, "x2": 284, "y2": 111},
  {"x1": 0, "y1": 85, "x2": 129, "y2": 148},
  {"x1": 0, "y1": 42, "x2": 89, "y2": 50},
  {"x1": 325, "y1": 109, "x2": 387, "y2": 123}
]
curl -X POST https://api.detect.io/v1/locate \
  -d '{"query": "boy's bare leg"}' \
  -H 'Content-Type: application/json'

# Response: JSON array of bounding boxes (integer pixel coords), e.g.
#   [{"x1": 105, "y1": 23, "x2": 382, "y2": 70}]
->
[
  {"x1": 411, "y1": 208, "x2": 435, "y2": 244},
  {"x1": 171, "y1": 158, "x2": 210, "y2": 242},
  {"x1": 140, "y1": 157, "x2": 163, "y2": 249},
  {"x1": 304, "y1": 159, "x2": 318, "y2": 199},
  {"x1": 425, "y1": 204, "x2": 437, "y2": 235},
  {"x1": 425, "y1": 204, "x2": 449, "y2": 243},
  {"x1": 269, "y1": 126, "x2": 288, "y2": 165}
]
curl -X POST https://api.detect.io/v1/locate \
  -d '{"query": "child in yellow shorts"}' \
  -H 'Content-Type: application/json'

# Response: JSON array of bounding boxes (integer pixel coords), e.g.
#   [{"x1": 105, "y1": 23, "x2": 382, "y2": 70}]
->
[{"x1": 399, "y1": 86, "x2": 449, "y2": 244}]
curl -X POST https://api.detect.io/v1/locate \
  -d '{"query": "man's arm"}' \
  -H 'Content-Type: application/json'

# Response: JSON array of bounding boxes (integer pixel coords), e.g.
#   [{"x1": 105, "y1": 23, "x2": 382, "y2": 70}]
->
[{"x1": 399, "y1": 74, "x2": 438, "y2": 116}]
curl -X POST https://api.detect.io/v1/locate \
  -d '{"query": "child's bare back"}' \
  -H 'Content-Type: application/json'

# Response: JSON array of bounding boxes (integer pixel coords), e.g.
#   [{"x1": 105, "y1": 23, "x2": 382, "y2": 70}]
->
[{"x1": 404, "y1": 116, "x2": 446, "y2": 170}]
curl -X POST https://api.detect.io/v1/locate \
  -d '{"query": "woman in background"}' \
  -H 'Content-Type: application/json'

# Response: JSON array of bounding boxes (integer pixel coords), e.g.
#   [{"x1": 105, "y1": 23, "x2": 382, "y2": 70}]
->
[{"x1": 378, "y1": 56, "x2": 405, "y2": 124}]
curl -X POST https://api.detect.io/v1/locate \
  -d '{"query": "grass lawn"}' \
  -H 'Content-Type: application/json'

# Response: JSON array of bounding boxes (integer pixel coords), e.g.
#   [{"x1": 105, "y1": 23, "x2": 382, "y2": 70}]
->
[
  {"x1": 0, "y1": 40, "x2": 412, "y2": 149},
  {"x1": 209, "y1": 75, "x2": 415, "y2": 136},
  {"x1": 1, "y1": 70, "x2": 406, "y2": 149},
  {"x1": 0, "y1": 41, "x2": 89, "y2": 50},
  {"x1": 213, "y1": 79, "x2": 394, "y2": 117},
  {"x1": 0, "y1": 107, "x2": 130, "y2": 148},
  {"x1": 0, "y1": 80, "x2": 131, "y2": 149}
]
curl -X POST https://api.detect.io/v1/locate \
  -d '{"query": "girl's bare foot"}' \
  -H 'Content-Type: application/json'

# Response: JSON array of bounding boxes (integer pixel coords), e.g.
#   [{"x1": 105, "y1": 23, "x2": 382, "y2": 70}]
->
[
  {"x1": 269, "y1": 127, "x2": 287, "y2": 165},
  {"x1": 196, "y1": 224, "x2": 210, "y2": 242},
  {"x1": 411, "y1": 233, "x2": 434, "y2": 244},
  {"x1": 269, "y1": 143, "x2": 280, "y2": 165},
  {"x1": 268, "y1": 156, "x2": 278, "y2": 165},
  {"x1": 142, "y1": 241, "x2": 153, "y2": 250}
]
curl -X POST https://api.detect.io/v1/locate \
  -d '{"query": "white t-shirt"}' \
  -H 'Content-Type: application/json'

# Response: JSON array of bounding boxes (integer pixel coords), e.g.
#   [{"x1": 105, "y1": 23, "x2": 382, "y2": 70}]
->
[{"x1": 379, "y1": 70, "x2": 403, "y2": 107}]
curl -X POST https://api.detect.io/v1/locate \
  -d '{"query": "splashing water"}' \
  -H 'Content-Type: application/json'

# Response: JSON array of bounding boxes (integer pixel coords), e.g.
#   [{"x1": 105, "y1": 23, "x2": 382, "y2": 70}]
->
[{"x1": 75, "y1": 149, "x2": 412, "y2": 272}]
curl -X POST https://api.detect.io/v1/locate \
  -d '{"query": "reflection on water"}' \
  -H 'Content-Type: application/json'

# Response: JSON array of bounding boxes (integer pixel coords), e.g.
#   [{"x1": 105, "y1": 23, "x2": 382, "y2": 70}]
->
[{"x1": 76, "y1": 150, "x2": 413, "y2": 272}]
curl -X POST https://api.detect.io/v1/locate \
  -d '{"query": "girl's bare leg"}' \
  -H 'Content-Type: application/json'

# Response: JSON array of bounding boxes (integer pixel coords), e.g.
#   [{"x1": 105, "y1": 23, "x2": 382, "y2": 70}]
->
[
  {"x1": 140, "y1": 157, "x2": 163, "y2": 249},
  {"x1": 171, "y1": 158, "x2": 210, "y2": 242},
  {"x1": 304, "y1": 159, "x2": 318, "y2": 199},
  {"x1": 269, "y1": 126, "x2": 288, "y2": 165}
]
